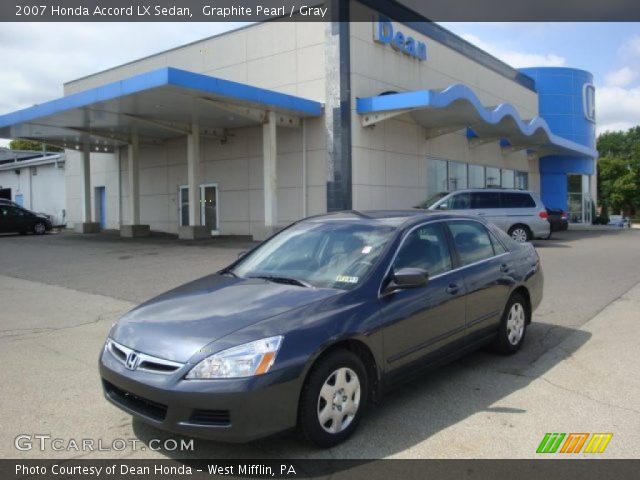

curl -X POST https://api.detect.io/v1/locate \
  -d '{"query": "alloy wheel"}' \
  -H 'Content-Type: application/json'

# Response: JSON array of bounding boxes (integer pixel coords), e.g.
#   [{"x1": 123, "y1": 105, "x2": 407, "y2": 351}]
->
[
  {"x1": 34, "y1": 222, "x2": 46, "y2": 235},
  {"x1": 317, "y1": 367, "x2": 361, "y2": 434},
  {"x1": 511, "y1": 228, "x2": 528, "y2": 243},
  {"x1": 506, "y1": 302, "x2": 526, "y2": 345}
]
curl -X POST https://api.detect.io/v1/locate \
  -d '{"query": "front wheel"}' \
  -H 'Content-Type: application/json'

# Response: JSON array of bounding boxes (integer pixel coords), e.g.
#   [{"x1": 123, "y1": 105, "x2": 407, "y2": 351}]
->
[
  {"x1": 494, "y1": 293, "x2": 529, "y2": 355},
  {"x1": 33, "y1": 222, "x2": 47, "y2": 235},
  {"x1": 298, "y1": 350, "x2": 368, "y2": 448}
]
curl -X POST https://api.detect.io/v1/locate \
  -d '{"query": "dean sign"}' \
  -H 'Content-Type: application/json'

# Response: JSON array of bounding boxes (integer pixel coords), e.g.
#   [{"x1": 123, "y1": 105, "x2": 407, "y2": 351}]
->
[{"x1": 374, "y1": 15, "x2": 427, "y2": 61}]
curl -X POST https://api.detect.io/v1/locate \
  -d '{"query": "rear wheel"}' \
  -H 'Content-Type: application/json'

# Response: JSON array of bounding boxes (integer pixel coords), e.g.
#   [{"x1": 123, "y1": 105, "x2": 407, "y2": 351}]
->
[
  {"x1": 494, "y1": 292, "x2": 529, "y2": 355},
  {"x1": 508, "y1": 224, "x2": 531, "y2": 243},
  {"x1": 33, "y1": 222, "x2": 47, "y2": 235},
  {"x1": 298, "y1": 350, "x2": 368, "y2": 448}
]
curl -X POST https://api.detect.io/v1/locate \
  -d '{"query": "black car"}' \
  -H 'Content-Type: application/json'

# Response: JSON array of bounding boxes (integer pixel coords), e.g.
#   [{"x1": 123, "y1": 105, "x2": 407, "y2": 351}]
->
[
  {"x1": 546, "y1": 207, "x2": 568, "y2": 233},
  {"x1": 0, "y1": 204, "x2": 52, "y2": 235},
  {"x1": 99, "y1": 211, "x2": 543, "y2": 447}
]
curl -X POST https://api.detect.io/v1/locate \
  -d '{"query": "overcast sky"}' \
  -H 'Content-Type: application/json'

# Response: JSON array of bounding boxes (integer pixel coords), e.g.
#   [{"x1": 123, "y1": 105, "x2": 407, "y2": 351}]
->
[{"x1": 1, "y1": 22, "x2": 639, "y2": 148}]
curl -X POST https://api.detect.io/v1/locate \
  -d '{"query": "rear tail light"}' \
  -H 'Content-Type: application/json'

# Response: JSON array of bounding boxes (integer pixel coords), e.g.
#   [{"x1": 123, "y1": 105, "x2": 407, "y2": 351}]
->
[{"x1": 539, "y1": 211, "x2": 548, "y2": 219}]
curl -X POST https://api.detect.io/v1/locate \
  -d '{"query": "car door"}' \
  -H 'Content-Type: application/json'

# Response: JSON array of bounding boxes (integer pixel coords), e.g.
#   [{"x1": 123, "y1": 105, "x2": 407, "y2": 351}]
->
[
  {"x1": 446, "y1": 219, "x2": 510, "y2": 339},
  {"x1": 471, "y1": 191, "x2": 505, "y2": 229},
  {"x1": 379, "y1": 222, "x2": 467, "y2": 378},
  {"x1": 0, "y1": 206, "x2": 25, "y2": 233}
]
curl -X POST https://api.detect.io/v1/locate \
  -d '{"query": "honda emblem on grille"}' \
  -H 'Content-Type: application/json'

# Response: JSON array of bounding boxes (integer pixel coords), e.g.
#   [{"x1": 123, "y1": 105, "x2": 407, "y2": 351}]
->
[{"x1": 125, "y1": 351, "x2": 141, "y2": 370}]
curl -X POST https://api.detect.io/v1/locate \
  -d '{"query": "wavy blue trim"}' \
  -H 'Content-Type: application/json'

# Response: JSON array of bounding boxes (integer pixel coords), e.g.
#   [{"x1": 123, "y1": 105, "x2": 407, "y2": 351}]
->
[
  {"x1": 0, "y1": 67, "x2": 322, "y2": 130},
  {"x1": 356, "y1": 84, "x2": 597, "y2": 159}
]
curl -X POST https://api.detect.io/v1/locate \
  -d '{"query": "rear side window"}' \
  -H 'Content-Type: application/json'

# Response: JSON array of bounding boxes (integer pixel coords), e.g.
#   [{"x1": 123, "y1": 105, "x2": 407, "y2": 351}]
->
[
  {"x1": 501, "y1": 192, "x2": 536, "y2": 208},
  {"x1": 471, "y1": 192, "x2": 500, "y2": 209},
  {"x1": 394, "y1": 223, "x2": 452, "y2": 276},
  {"x1": 448, "y1": 221, "x2": 495, "y2": 266}
]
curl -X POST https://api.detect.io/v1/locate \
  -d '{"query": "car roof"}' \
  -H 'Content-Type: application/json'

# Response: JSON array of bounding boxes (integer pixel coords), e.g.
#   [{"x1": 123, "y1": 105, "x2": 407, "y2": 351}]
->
[
  {"x1": 446, "y1": 188, "x2": 534, "y2": 194},
  {"x1": 303, "y1": 209, "x2": 482, "y2": 229}
]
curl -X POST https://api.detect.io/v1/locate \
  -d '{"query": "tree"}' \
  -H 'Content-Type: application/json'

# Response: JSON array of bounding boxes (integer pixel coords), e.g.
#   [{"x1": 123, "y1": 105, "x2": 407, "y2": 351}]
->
[
  {"x1": 597, "y1": 126, "x2": 640, "y2": 218},
  {"x1": 8, "y1": 139, "x2": 63, "y2": 152}
]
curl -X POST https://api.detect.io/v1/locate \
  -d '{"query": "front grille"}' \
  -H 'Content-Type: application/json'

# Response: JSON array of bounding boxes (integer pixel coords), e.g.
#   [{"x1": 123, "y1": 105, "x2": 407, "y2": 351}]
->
[
  {"x1": 103, "y1": 380, "x2": 168, "y2": 421},
  {"x1": 189, "y1": 409, "x2": 231, "y2": 426},
  {"x1": 106, "y1": 339, "x2": 182, "y2": 374}
]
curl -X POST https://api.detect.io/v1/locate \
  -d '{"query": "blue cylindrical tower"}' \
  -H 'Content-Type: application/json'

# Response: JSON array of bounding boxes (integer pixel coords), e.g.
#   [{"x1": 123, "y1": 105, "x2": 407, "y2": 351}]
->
[{"x1": 519, "y1": 67, "x2": 596, "y2": 214}]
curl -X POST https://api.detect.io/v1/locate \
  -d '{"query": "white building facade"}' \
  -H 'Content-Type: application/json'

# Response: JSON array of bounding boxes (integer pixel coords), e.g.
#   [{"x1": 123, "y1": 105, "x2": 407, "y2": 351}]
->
[{"x1": 0, "y1": 1, "x2": 597, "y2": 240}]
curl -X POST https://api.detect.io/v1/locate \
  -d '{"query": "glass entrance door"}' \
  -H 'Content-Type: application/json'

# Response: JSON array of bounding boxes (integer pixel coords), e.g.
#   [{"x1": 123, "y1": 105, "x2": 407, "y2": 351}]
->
[
  {"x1": 179, "y1": 186, "x2": 189, "y2": 227},
  {"x1": 567, "y1": 174, "x2": 592, "y2": 224},
  {"x1": 200, "y1": 184, "x2": 219, "y2": 235}
]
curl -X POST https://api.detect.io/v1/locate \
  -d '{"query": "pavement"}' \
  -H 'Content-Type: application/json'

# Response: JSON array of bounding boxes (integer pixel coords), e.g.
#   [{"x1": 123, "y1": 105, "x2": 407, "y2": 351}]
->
[{"x1": 0, "y1": 228, "x2": 639, "y2": 459}]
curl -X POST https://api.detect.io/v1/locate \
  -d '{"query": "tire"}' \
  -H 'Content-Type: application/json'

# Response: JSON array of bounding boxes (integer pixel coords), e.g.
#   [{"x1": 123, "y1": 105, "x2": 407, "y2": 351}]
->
[
  {"x1": 298, "y1": 350, "x2": 368, "y2": 448},
  {"x1": 33, "y1": 222, "x2": 47, "y2": 235},
  {"x1": 508, "y1": 224, "x2": 531, "y2": 243},
  {"x1": 494, "y1": 292, "x2": 529, "y2": 355}
]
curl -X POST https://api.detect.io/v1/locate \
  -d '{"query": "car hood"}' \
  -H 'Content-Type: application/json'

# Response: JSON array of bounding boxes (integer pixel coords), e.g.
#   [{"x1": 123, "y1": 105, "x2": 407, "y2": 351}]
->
[{"x1": 110, "y1": 274, "x2": 340, "y2": 363}]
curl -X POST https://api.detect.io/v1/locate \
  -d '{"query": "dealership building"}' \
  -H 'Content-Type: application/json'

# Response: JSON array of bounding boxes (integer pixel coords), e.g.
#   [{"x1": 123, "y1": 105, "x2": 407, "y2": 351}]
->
[{"x1": 0, "y1": 2, "x2": 598, "y2": 240}]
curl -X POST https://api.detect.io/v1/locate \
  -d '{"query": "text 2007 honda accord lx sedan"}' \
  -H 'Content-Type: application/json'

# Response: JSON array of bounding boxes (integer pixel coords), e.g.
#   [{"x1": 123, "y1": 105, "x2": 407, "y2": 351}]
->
[{"x1": 100, "y1": 211, "x2": 542, "y2": 447}]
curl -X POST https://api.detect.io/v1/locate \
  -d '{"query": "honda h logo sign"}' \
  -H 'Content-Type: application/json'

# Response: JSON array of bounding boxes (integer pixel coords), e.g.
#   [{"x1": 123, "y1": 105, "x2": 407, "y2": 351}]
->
[
  {"x1": 125, "y1": 351, "x2": 141, "y2": 370},
  {"x1": 583, "y1": 83, "x2": 596, "y2": 123},
  {"x1": 373, "y1": 15, "x2": 427, "y2": 61}
]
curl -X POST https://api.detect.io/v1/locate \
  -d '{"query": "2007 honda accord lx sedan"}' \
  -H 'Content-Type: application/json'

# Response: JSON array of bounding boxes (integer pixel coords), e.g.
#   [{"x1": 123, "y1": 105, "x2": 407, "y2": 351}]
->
[{"x1": 100, "y1": 211, "x2": 542, "y2": 447}]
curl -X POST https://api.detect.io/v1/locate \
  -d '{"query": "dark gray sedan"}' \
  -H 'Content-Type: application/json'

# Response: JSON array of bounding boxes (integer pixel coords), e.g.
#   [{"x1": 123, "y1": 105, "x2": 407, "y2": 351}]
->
[{"x1": 99, "y1": 211, "x2": 543, "y2": 447}]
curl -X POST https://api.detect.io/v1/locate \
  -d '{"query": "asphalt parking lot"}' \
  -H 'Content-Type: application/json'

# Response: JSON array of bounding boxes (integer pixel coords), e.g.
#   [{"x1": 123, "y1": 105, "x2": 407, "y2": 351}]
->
[{"x1": 1, "y1": 228, "x2": 639, "y2": 459}]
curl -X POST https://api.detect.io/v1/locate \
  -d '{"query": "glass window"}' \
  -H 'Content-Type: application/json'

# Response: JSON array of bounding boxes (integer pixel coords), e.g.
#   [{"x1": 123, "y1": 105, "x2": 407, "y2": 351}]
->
[
  {"x1": 448, "y1": 161, "x2": 468, "y2": 191},
  {"x1": 485, "y1": 167, "x2": 501, "y2": 187},
  {"x1": 426, "y1": 159, "x2": 448, "y2": 197},
  {"x1": 515, "y1": 171, "x2": 529, "y2": 190},
  {"x1": 471, "y1": 192, "x2": 500, "y2": 209},
  {"x1": 393, "y1": 223, "x2": 452, "y2": 276},
  {"x1": 502, "y1": 169, "x2": 515, "y2": 188},
  {"x1": 439, "y1": 192, "x2": 471, "y2": 210},
  {"x1": 501, "y1": 192, "x2": 536, "y2": 208},
  {"x1": 448, "y1": 221, "x2": 495, "y2": 266},
  {"x1": 468, "y1": 164, "x2": 485, "y2": 188},
  {"x1": 489, "y1": 232, "x2": 508, "y2": 254},
  {"x1": 232, "y1": 221, "x2": 396, "y2": 290}
]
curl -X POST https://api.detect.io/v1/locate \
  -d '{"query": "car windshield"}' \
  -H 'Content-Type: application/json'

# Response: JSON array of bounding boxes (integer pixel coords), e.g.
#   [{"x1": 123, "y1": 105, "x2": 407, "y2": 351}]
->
[
  {"x1": 415, "y1": 192, "x2": 448, "y2": 209},
  {"x1": 229, "y1": 221, "x2": 396, "y2": 290}
]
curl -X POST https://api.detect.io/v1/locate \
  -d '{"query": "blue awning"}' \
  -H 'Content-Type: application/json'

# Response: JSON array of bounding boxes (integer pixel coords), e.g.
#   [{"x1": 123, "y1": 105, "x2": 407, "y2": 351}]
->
[
  {"x1": 0, "y1": 67, "x2": 323, "y2": 152},
  {"x1": 356, "y1": 85, "x2": 597, "y2": 159}
]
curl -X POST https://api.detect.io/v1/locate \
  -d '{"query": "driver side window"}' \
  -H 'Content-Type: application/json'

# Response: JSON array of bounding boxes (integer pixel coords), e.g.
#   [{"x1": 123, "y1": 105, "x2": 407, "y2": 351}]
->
[{"x1": 393, "y1": 223, "x2": 452, "y2": 277}]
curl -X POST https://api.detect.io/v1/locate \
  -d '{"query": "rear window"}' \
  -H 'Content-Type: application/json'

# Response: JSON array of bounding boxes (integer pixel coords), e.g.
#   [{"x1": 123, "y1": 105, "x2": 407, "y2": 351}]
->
[
  {"x1": 471, "y1": 192, "x2": 500, "y2": 209},
  {"x1": 501, "y1": 192, "x2": 536, "y2": 208}
]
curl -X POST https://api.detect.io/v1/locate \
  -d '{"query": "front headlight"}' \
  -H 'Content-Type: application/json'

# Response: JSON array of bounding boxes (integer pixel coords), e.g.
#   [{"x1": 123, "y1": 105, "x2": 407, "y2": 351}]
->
[{"x1": 185, "y1": 336, "x2": 283, "y2": 379}]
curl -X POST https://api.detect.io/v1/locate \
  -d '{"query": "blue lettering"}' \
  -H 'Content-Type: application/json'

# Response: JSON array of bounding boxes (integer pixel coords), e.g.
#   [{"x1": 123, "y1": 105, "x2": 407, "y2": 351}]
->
[{"x1": 373, "y1": 15, "x2": 426, "y2": 61}]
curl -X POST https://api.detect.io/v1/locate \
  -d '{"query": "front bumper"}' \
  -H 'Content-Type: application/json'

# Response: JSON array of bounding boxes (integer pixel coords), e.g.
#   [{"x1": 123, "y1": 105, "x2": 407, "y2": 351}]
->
[{"x1": 99, "y1": 347, "x2": 302, "y2": 442}]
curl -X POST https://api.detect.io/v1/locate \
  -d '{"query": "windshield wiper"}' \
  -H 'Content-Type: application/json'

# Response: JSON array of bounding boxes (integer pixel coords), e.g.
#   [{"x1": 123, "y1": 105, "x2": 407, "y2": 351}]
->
[{"x1": 248, "y1": 275, "x2": 312, "y2": 288}]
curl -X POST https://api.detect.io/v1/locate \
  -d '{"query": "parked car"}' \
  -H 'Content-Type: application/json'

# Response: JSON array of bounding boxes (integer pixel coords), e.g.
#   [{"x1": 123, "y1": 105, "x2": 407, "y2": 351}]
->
[
  {"x1": 608, "y1": 215, "x2": 630, "y2": 228},
  {"x1": 0, "y1": 198, "x2": 21, "y2": 208},
  {"x1": 0, "y1": 204, "x2": 52, "y2": 234},
  {"x1": 99, "y1": 210, "x2": 543, "y2": 447},
  {"x1": 417, "y1": 189, "x2": 551, "y2": 242},
  {"x1": 546, "y1": 207, "x2": 568, "y2": 233}
]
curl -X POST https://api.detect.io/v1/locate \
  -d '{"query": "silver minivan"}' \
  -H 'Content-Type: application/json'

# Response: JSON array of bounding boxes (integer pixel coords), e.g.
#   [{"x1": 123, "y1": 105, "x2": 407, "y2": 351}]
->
[{"x1": 419, "y1": 189, "x2": 551, "y2": 242}]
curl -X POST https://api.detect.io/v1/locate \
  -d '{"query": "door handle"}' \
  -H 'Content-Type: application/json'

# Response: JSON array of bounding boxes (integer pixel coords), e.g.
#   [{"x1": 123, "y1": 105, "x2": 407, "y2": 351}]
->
[
  {"x1": 446, "y1": 283, "x2": 460, "y2": 295},
  {"x1": 477, "y1": 212, "x2": 486, "y2": 216},
  {"x1": 500, "y1": 263, "x2": 511, "y2": 273}
]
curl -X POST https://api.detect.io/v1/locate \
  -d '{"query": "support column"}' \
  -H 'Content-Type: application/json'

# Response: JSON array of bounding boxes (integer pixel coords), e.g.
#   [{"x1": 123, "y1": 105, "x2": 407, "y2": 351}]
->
[
  {"x1": 179, "y1": 124, "x2": 209, "y2": 240},
  {"x1": 255, "y1": 111, "x2": 278, "y2": 241},
  {"x1": 121, "y1": 132, "x2": 150, "y2": 237},
  {"x1": 74, "y1": 143, "x2": 100, "y2": 233}
]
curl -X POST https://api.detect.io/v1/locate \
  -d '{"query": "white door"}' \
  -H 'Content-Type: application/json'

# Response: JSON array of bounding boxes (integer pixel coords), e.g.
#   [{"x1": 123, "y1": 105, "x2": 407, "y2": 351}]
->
[{"x1": 200, "y1": 183, "x2": 219, "y2": 235}]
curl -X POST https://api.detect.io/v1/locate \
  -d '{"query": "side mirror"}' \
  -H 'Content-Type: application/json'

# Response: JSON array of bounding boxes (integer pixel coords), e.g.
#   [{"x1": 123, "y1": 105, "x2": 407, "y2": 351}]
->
[
  {"x1": 437, "y1": 203, "x2": 448, "y2": 210},
  {"x1": 237, "y1": 250, "x2": 248, "y2": 259},
  {"x1": 383, "y1": 268, "x2": 428, "y2": 295}
]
